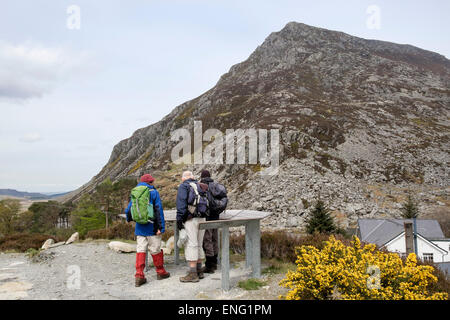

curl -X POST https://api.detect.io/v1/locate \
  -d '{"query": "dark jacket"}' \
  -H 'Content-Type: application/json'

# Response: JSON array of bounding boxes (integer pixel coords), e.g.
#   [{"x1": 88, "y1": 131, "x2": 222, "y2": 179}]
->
[
  {"x1": 125, "y1": 182, "x2": 165, "y2": 236},
  {"x1": 200, "y1": 177, "x2": 226, "y2": 221},
  {"x1": 176, "y1": 178, "x2": 197, "y2": 223}
]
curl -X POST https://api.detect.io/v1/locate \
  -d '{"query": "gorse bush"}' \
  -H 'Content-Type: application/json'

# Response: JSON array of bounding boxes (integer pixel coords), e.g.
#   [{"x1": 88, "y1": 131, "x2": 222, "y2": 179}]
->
[{"x1": 279, "y1": 236, "x2": 448, "y2": 300}]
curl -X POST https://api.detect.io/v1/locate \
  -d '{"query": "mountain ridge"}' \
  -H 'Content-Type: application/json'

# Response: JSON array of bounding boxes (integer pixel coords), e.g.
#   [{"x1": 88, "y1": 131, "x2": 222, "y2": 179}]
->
[{"x1": 0, "y1": 189, "x2": 69, "y2": 200}]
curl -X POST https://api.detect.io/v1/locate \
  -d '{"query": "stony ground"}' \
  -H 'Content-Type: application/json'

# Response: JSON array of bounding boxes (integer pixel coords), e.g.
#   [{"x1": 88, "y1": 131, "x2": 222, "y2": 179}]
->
[{"x1": 0, "y1": 240, "x2": 289, "y2": 300}]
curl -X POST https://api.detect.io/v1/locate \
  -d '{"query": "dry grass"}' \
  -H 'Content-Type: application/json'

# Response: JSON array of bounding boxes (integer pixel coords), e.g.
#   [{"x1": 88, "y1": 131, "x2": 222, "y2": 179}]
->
[
  {"x1": 230, "y1": 231, "x2": 349, "y2": 263},
  {"x1": 85, "y1": 222, "x2": 175, "y2": 241},
  {"x1": 0, "y1": 233, "x2": 64, "y2": 252},
  {"x1": 86, "y1": 222, "x2": 135, "y2": 240}
]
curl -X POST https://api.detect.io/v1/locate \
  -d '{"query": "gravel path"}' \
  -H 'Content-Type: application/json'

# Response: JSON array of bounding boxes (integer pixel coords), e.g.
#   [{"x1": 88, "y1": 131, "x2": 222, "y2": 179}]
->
[{"x1": 0, "y1": 240, "x2": 286, "y2": 300}]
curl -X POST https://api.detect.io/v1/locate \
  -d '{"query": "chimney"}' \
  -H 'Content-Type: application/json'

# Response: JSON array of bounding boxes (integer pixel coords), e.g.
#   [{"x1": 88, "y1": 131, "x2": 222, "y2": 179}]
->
[{"x1": 404, "y1": 222, "x2": 414, "y2": 255}]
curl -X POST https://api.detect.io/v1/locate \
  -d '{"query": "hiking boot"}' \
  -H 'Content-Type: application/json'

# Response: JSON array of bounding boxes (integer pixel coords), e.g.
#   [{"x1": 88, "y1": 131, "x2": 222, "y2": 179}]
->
[
  {"x1": 204, "y1": 256, "x2": 216, "y2": 273},
  {"x1": 157, "y1": 273, "x2": 170, "y2": 280},
  {"x1": 179, "y1": 271, "x2": 199, "y2": 283},
  {"x1": 211, "y1": 255, "x2": 218, "y2": 271},
  {"x1": 204, "y1": 264, "x2": 215, "y2": 273},
  {"x1": 197, "y1": 267, "x2": 205, "y2": 279},
  {"x1": 135, "y1": 277, "x2": 147, "y2": 287}
]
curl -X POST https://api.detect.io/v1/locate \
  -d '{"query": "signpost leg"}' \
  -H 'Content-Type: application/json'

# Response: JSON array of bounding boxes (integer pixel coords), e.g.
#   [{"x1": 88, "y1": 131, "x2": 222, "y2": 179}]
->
[
  {"x1": 217, "y1": 228, "x2": 221, "y2": 265},
  {"x1": 221, "y1": 226, "x2": 230, "y2": 291},
  {"x1": 174, "y1": 223, "x2": 180, "y2": 265},
  {"x1": 250, "y1": 220, "x2": 261, "y2": 278},
  {"x1": 245, "y1": 222, "x2": 253, "y2": 268}
]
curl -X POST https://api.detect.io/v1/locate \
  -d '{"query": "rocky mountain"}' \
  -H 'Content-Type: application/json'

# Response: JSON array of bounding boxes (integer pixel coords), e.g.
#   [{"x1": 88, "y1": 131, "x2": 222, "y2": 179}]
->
[{"x1": 64, "y1": 22, "x2": 450, "y2": 230}]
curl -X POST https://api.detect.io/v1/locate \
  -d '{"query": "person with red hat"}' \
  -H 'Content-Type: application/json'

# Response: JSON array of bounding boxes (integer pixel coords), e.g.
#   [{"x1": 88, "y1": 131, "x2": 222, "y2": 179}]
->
[{"x1": 125, "y1": 173, "x2": 170, "y2": 287}]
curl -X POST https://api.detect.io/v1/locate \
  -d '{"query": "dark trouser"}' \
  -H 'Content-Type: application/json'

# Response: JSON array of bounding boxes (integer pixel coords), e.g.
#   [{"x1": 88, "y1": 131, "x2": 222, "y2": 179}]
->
[{"x1": 203, "y1": 228, "x2": 219, "y2": 257}]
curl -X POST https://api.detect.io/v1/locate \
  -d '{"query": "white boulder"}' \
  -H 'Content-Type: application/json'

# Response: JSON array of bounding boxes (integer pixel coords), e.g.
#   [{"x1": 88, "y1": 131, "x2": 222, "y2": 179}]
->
[
  {"x1": 166, "y1": 236, "x2": 175, "y2": 251},
  {"x1": 41, "y1": 239, "x2": 55, "y2": 250},
  {"x1": 108, "y1": 241, "x2": 136, "y2": 253},
  {"x1": 48, "y1": 242, "x2": 66, "y2": 249},
  {"x1": 65, "y1": 232, "x2": 79, "y2": 245}
]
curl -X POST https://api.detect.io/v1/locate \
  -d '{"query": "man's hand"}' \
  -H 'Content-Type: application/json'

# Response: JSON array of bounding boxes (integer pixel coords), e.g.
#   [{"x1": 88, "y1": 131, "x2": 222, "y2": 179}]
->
[{"x1": 156, "y1": 230, "x2": 161, "y2": 235}]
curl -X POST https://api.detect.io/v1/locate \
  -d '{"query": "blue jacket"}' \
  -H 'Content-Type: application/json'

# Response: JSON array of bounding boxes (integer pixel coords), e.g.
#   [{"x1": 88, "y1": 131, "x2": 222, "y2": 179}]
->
[
  {"x1": 125, "y1": 182, "x2": 165, "y2": 236},
  {"x1": 176, "y1": 178, "x2": 197, "y2": 223}
]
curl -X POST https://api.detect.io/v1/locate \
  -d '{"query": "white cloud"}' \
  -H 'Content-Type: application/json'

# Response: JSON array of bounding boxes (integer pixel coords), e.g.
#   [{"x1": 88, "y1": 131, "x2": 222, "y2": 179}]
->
[
  {"x1": 19, "y1": 132, "x2": 42, "y2": 143},
  {"x1": 0, "y1": 41, "x2": 90, "y2": 100}
]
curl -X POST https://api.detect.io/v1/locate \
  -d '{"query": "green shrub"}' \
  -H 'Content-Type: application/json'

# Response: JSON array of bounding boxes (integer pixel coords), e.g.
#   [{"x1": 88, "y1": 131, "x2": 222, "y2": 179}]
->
[{"x1": 238, "y1": 278, "x2": 267, "y2": 290}]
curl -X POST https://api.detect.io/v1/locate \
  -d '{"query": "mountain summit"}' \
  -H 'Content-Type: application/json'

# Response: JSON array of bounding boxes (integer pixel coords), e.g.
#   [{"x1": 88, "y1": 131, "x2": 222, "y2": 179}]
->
[{"x1": 65, "y1": 22, "x2": 449, "y2": 229}]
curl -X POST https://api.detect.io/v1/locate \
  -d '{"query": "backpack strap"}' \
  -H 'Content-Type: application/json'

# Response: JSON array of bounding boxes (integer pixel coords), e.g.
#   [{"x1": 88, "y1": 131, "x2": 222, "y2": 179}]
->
[
  {"x1": 188, "y1": 182, "x2": 200, "y2": 205},
  {"x1": 149, "y1": 188, "x2": 155, "y2": 205}
]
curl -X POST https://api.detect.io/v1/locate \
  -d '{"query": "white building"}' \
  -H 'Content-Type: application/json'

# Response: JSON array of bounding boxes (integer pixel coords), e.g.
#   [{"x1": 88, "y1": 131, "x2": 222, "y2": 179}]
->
[{"x1": 357, "y1": 219, "x2": 450, "y2": 263}]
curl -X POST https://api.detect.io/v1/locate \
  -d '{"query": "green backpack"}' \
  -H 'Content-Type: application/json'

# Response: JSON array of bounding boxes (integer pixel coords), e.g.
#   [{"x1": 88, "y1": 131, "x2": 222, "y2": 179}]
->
[{"x1": 130, "y1": 186, "x2": 155, "y2": 224}]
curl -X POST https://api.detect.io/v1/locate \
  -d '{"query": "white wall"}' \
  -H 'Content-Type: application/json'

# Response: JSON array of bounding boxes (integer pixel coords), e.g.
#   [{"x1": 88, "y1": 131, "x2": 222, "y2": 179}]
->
[
  {"x1": 385, "y1": 234, "x2": 449, "y2": 263},
  {"x1": 432, "y1": 240, "x2": 450, "y2": 261}
]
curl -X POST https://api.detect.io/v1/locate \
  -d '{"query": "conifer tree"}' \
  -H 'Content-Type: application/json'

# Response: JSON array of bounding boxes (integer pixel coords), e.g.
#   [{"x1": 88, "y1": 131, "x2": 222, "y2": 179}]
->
[
  {"x1": 305, "y1": 200, "x2": 336, "y2": 234},
  {"x1": 400, "y1": 194, "x2": 419, "y2": 219}
]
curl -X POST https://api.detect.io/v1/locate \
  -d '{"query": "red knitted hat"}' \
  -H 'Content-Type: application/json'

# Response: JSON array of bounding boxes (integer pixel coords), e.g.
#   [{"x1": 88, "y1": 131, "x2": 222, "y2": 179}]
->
[{"x1": 140, "y1": 174, "x2": 155, "y2": 184}]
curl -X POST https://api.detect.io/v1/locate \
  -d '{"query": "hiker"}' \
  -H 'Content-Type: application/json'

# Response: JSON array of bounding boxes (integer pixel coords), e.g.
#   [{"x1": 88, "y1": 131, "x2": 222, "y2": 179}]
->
[
  {"x1": 200, "y1": 170, "x2": 228, "y2": 273},
  {"x1": 125, "y1": 174, "x2": 170, "y2": 287},
  {"x1": 176, "y1": 171, "x2": 209, "y2": 282}
]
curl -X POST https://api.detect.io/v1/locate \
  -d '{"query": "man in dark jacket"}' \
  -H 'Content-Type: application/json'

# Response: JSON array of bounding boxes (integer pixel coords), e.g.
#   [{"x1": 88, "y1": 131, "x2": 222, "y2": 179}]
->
[
  {"x1": 200, "y1": 170, "x2": 228, "y2": 273},
  {"x1": 176, "y1": 171, "x2": 206, "y2": 282},
  {"x1": 125, "y1": 174, "x2": 170, "y2": 287}
]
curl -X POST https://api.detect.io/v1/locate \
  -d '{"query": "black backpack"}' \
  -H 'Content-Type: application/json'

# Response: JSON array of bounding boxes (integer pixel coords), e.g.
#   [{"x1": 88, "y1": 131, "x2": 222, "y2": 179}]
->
[
  {"x1": 187, "y1": 182, "x2": 210, "y2": 217},
  {"x1": 207, "y1": 182, "x2": 228, "y2": 213}
]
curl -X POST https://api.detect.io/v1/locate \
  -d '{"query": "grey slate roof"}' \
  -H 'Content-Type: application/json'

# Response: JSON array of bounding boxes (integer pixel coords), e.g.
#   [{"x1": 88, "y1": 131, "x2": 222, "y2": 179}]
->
[{"x1": 357, "y1": 219, "x2": 445, "y2": 247}]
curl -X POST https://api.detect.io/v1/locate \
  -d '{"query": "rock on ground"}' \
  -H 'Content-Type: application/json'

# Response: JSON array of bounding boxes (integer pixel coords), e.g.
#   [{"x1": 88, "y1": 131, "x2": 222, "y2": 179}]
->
[
  {"x1": 108, "y1": 241, "x2": 136, "y2": 253},
  {"x1": 65, "y1": 232, "x2": 79, "y2": 245},
  {"x1": 41, "y1": 239, "x2": 55, "y2": 250}
]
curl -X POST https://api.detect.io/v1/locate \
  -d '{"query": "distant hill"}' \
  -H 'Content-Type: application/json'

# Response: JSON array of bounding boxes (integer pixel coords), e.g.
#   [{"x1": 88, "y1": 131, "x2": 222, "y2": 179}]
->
[{"x1": 0, "y1": 189, "x2": 69, "y2": 200}]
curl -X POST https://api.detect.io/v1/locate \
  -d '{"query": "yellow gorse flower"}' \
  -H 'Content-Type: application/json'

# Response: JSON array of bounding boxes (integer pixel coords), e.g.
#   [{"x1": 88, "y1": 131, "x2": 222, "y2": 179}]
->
[{"x1": 279, "y1": 236, "x2": 448, "y2": 300}]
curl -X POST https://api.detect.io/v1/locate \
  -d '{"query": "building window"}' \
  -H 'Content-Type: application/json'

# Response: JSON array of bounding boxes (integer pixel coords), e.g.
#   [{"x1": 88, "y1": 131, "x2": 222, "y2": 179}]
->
[{"x1": 423, "y1": 253, "x2": 433, "y2": 262}]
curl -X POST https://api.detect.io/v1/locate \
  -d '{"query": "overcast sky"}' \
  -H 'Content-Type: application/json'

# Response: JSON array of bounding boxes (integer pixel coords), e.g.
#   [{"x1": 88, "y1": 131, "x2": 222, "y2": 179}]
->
[{"x1": 0, "y1": 0, "x2": 448, "y2": 193}]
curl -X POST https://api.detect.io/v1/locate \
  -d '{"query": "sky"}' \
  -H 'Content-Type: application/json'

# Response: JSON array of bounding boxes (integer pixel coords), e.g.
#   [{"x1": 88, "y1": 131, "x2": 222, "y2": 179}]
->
[{"x1": 0, "y1": 0, "x2": 448, "y2": 193}]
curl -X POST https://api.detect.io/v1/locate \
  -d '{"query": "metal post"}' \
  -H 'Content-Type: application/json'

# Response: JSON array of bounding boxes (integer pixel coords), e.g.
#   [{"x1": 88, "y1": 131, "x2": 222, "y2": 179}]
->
[
  {"x1": 250, "y1": 219, "x2": 261, "y2": 278},
  {"x1": 145, "y1": 247, "x2": 149, "y2": 272},
  {"x1": 221, "y1": 226, "x2": 230, "y2": 291},
  {"x1": 217, "y1": 228, "x2": 221, "y2": 265},
  {"x1": 413, "y1": 217, "x2": 418, "y2": 256},
  {"x1": 174, "y1": 223, "x2": 180, "y2": 265},
  {"x1": 245, "y1": 222, "x2": 253, "y2": 268}
]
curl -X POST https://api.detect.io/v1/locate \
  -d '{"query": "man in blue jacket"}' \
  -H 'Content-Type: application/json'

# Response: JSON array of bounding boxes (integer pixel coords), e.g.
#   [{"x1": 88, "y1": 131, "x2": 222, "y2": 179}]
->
[
  {"x1": 176, "y1": 171, "x2": 206, "y2": 283},
  {"x1": 125, "y1": 174, "x2": 170, "y2": 287}
]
